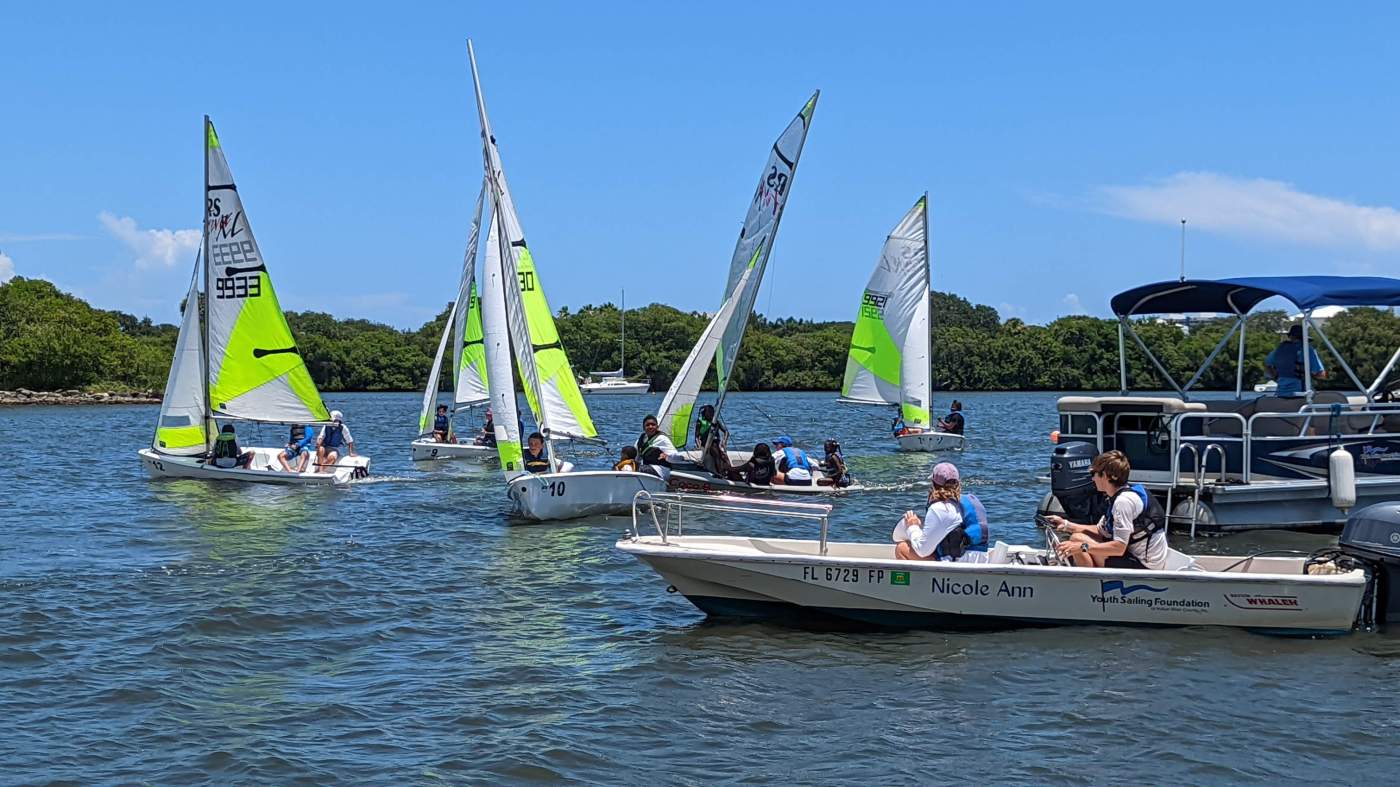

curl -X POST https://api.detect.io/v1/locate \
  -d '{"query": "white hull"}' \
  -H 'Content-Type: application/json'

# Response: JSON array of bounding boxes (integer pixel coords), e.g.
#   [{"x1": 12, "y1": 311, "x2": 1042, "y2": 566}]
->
[
  {"x1": 138, "y1": 447, "x2": 370, "y2": 486},
  {"x1": 667, "y1": 448, "x2": 754, "y2": 469},
  {"x1": 409, "y1": 438, "x2": 497, "y2": 463},
  {"x1": 508, "y1": 470, "x2": 669, "y2": 521},
  {"x1": 666, "y1": 469, "x2": 864, "y2": 496},
  {"x1": 580, "y1": 380, "x2": 650, "y2": 395},
  {"x1": 619, "y1": 535, "x2": 1365, "y2": 635},
  {"x1": 896, "y1": 430, "x2": 965, "y2": 452}
]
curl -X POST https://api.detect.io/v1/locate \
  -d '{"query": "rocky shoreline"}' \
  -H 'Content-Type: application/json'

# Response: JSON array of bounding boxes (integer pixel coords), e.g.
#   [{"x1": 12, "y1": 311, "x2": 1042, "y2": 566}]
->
[{"x1": 0, "y1": 388, "x2": 162, "y2": 406}]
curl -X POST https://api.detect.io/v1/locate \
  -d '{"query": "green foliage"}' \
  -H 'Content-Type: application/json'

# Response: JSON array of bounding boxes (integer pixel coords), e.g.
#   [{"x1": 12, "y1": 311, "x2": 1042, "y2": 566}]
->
[{"x1": 5, "y1": 276, "x2": 1400, "y2": 393}]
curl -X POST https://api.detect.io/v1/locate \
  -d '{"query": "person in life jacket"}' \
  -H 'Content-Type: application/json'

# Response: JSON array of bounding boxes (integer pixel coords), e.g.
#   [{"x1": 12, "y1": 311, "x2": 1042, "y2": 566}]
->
[
  {"x1": 1045, "y1": 449, "x2": 1168, "y2": 570},
  {"x1": 695, "y1": 404, "x2": 734, "y2": 478},
  {"x1": 892, "y1": 462, "x2": 989, "y2": 561},
  {"x1": 1265, "y1": 324, "x2": 1327, "y2": 397},
  {"x1": 211, "y1": 423, "x2": 256, "y2": 469},
  {"x1": 521, "y1": 432, "x2": 551, "y2": 473},
  {"x1": 276, "y1": 424, "x2": 315, "y2": 472},
  {"x1": 473, "y1": 408, "x2": 498, "y2": 447},
  {"x1": 727, "y1": 442, "x2": 776, "y2": 485},
  {"x1": 315, "y1": 410, "x2": 357, "y2": 473},
  {"x1": 613, "y1": 445, "x2": 640, "y2": 472},
  {"x1": 816, "y1": 439, "x2": 852, "y2": 487},
  {"x1": 432, "y1": 404, "x2": 452, "y2": 443},
  {"x1": 770, "y1": 436, "x2": 813, "y2": 486},
  {"x1": 635, "y1": 414, "x2": 677, "y2": 467},
  {"x1": 937, "y1": 400, "x2": 965, "y2": 435}
]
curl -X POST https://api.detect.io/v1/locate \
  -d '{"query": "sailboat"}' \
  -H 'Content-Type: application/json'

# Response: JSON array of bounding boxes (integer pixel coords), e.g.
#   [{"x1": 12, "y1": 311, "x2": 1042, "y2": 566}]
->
[
  {"x1": 580, "y1": 289, "x2": 650, "y2": 395},
  {"x1": 839, "y1": 195, "x2": 963, "y2": 452},
  {"x1": 468, "y1": 41, "x2": 665, "y2": 521},
  {"x1": 137, "y1": 117, "x2": 371, "y2": 485},
  {"x1": 655, "y1": 93, "x2": 858, "y2": 496},
  {"x1": 410, "y1": 180, "x2": 496, "y2": 462}
]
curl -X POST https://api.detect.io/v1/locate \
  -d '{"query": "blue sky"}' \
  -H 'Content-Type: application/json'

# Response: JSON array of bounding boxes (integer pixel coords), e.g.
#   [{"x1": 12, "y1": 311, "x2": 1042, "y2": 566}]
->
[{"x1": 4, "y1": 3, "x2": 1400, "y2": 327}]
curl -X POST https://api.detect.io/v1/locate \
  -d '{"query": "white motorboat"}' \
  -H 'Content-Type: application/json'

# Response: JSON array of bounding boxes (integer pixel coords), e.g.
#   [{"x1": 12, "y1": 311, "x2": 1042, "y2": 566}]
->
[
  {"x1": 140, "y1": 117, "x2": 371, "y2": 486},
  {"x1": 618, "y1": 493, "x2": 1397, "y2": 636},
  {"x1": 508, "y1": 469, "x2": 667, "y2": 521},
  {"x1": 895, "y1": 430, "x2": 965, "y2": 452},
  {"x1": 410, "y1": 180, "x2": 495, "y2": 462},
  {"x1": 139, "y1": 446, "x2": 368, "y2": 485},
  {"x1": 839, "y1": 196, "x2": 966, "y2": 453},
  {"x1": 581, "y1": 376, "x2": 651, "y2": 395}
]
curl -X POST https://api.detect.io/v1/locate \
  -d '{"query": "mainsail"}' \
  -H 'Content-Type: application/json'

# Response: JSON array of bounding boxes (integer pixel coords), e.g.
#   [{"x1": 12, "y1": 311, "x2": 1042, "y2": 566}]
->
[
  {"x1": 469, "y1": 40, "x2": 597, "y2": 446},
  {"x1": 153, "y1": 257, "x2": 214, "y2": 455},
  {"x1": 203, "y1": 117, "x2": 329, "y2": 423},
  {"x1": 840, "y1": 195, "x2": 932, "y2": 429},
  {"x1": 656, "y1": 266, "x2": 755, "y2": 446},
  {"x1": 656, "y1": 93, "x2": 818, "y2": 448},
  {"x1": 481, "y1": 213, "x2": 525, "y2": 477}
]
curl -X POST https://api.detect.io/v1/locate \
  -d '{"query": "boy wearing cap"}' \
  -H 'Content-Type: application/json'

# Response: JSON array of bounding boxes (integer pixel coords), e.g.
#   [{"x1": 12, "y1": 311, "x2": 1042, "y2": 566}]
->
[
  {"x1": 1265, "y1": 324, "x2": 1327, "y2": 397},
  {"x1": 315, "y1": 409, "x2": 357, "y2": 473},
  {"x1": 771, "y1": 435, "x2": 813, "y2": 486},
  {"x1": 892, "y1": 462, "x2": 990, "y2": 562}
]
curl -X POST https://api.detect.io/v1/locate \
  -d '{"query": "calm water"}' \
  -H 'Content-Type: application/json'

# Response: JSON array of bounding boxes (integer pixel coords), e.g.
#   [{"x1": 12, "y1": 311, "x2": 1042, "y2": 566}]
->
[{"x1": 3, "y1": 391, "x2": 1398, "y2": 783}]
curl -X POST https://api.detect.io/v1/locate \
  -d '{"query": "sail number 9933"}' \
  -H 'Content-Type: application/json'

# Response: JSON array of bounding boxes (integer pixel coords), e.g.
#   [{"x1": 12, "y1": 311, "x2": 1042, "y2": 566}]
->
[{"x1": 214, "y1": 274, "x2": 262, "y2": 300}]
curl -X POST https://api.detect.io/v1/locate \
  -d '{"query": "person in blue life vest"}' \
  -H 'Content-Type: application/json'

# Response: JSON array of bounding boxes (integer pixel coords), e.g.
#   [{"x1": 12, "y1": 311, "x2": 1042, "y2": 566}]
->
[
  {"x1": 432, "y1": 404, "x2": 453, "y2": 443},
  {"x1": 1265, "y1": 324, "x2": 1327, "y2": 397},
  {"x1": 771, "y1": 435, "x2": 814, "y2": 486},
  {"x1": 522, "y1": 431, "x2": 550, "y2": 473},
  {"x1": 1043, "y1": 449, "x2": 1168, "y2": 570},
  {"x1": 315, "y1": 410, "x2": 357, "y2": 473},
  {"x1": 937, "y1": 400, "x2": 965, "y2": 435},
  {"x1": 891, "y1": 462, "x2": 989, "y2": 562},
  {"x1": 276, "y1": 424, "x2": 316, "y2": 472},
  {"x1": 211, "y1": 423, "x2": 256, "y2": 469}
]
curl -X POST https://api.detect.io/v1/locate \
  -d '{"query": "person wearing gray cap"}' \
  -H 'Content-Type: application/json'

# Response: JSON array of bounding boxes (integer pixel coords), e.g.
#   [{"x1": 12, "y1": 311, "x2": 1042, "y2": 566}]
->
[
  {"x1": 315, "y1": 409, "x2": 357, "y2": 473},
  {"x1": 1265, "y1": 324, "x2": 1327, "y2": 397},
  {"x1": 891, "y1": 462, "x2": 989, "y2": 562}
]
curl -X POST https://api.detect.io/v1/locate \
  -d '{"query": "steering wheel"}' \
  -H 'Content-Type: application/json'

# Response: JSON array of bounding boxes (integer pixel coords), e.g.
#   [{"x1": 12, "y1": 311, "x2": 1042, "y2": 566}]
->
[{"x1": 1036, "y1": 515, "x2": 1066, "y2": 566}]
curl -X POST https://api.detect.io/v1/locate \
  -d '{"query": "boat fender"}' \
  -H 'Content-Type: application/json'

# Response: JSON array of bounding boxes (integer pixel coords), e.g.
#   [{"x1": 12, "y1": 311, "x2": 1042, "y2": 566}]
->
[{"x1": 1330, "y1": 447, "x2": 1356, "y2": 512}]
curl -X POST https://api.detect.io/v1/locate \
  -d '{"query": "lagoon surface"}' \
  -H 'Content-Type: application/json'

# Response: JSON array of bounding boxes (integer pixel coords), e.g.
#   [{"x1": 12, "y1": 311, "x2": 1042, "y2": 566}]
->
[{"x1": 4, "y1": 391, "x2": 1399, "y2": 783}]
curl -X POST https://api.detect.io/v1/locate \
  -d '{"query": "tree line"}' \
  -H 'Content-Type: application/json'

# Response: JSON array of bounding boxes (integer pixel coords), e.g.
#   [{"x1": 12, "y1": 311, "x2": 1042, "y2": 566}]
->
[{"x1": 4, "y1": 276, "x2": 1400, "y2": 394}]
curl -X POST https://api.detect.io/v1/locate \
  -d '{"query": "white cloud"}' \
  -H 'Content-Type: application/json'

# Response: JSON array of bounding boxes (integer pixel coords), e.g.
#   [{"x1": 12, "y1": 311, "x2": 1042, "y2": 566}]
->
[
  {"x1": 1097, "y1": 172, "x2": 1400, "y2": 251},
  {"x1": 1062, "y1": 293, "x2": 1087, "y2": 315},
  {"x1": 0, "y1": 251, "x2": 14, "y2": 283},
  {"x1": 997, "y1": 302, "x2": 1027, "y2": 321},
  {"x1": 98, "y1": 212, "x2": 200, "y2": 269}
]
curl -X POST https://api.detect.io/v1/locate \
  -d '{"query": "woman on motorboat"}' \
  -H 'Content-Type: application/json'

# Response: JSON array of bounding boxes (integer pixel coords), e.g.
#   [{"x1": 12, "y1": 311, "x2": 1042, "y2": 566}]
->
[
  {"x1": 1044, "y1": 450, "x2": 1168, "y2": 570},
  {"x1": 892, "y1": 462, "x2": 989, "y2": 561}
]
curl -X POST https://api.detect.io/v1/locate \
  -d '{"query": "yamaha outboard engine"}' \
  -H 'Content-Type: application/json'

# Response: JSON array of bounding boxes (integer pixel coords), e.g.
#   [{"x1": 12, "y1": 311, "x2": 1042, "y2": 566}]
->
[
  {"x1": 1338, "y1": 502, "x2": 1400, "y2": 624},
  {"x1": 1050, "y1": 442, "x2": 1106, "y2": 524}
]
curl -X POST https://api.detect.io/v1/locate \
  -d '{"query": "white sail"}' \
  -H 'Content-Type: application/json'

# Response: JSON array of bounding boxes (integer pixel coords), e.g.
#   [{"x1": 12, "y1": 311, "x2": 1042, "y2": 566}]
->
[
  {"x1": 654, "y1": 93, "x2": 818, "y2": 447},
  {"x1": 453, "y1": 181, "x2": 490, "y2": 408},
  {"x1": 417, "y1": 279, "x2": 468, "y2": 435},
  {"x1": 840, "y1": 195, "x2": 932, "y2": 429},
  {"x1": 481, "y1": 213, "x2": 526, "y2": 478},
  {"x1": 203, "y1": 118, "x2": 329, "y2": 423},
  {"x1": 468, "y1": 40, "x2": 596, "y2": 444},
  {"x1": 153, "y1": 258, "x2": 213, "y2": 455},
  {"x1": 656, "y1": 265, "x2": 755, "y2": 446}
]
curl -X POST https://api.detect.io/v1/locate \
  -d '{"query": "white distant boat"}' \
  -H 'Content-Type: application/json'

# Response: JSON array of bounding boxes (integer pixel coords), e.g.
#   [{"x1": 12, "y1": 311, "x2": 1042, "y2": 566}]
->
[
  {"x1": 468, "y1": 40, "x2": 665, "y2": 521},
  {"x1": 619, "y1": 493, "x2": 1369, "y2": 635},
  {"x1": 138, "y1": 117, "x2": 370, "y2": 485},
  {"x1": 411, "y1": 179, "x2": 496, "y2": 463},
  {"x1": 1253, "y1": 380, "x2": 1278, "y2": 393},
  {"x1": 838, "y1": 195, "x2": 964, "y2": 453},
  {"x1": 581, "y1": 289, "x2": 650, "y2": 395}
]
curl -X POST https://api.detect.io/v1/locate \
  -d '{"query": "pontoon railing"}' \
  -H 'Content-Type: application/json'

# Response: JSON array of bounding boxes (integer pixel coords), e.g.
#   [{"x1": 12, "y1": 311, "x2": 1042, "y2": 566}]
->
[{"x1": 630, "y1": 491, "x2": 835, "y2": 554}]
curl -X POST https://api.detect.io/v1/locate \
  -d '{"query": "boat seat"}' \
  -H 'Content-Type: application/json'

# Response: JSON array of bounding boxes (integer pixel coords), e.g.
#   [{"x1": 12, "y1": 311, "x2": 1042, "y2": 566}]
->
[
  {"x1": 986, "y1": 541, "x2": 1011, "y2": 565},
  {"x1": 1163, "y1": 549, "x2": 1203, "y2": 572},
  {"x1": 1201, "y1": 398, "x2": 1254, "y2": 437}
]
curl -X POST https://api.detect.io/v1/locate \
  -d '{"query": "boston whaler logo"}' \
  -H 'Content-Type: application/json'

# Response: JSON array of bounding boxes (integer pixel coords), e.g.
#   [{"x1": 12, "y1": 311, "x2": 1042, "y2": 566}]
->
[{"x1": 1224, "y1": 593, "x2": 1301, "y2": 611}]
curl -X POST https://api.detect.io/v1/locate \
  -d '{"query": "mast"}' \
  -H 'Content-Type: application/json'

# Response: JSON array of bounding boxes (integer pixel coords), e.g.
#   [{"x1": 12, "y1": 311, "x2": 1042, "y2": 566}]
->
[
  {"x1": 922, "y1": 191, "x2": 933, "y2": 397},
  {"x1": 200, "y1": 115, "x2": 213, "y2": 454},
  {"x1": 620, "y1": 288, "x2": 626, "y2": 377}
]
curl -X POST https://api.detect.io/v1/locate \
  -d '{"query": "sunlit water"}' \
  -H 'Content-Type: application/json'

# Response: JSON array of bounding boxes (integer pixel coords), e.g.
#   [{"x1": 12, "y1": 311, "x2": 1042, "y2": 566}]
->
[{"x1": 3, "y1": 391, "x2": 1398, "y2": 782}]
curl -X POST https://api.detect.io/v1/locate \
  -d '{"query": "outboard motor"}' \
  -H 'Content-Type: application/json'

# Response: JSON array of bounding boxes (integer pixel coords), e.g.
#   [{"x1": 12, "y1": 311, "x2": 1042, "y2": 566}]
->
[
  {"x1": 1050, "y1": 442, "x2": 1106, "y2": 525},
  {"x1": 1337, "y1": 502, "x2": 1400, "y2": 624}
]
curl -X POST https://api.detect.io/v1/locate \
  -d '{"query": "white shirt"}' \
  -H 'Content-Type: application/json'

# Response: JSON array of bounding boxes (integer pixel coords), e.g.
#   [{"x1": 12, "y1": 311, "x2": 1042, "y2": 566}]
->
[
  {"x1": 317, "y1": 423, "x2": 354, "y2": 447},
  {"x1": 639, "y1": 431, "x2": 676, "y2": 459},
  {"x1": 1101, "y1": 489, "x2": 1168, "y2": 570},
  {"x1": 892, "y1": 500, "x2": 963, "y2": 559}
]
